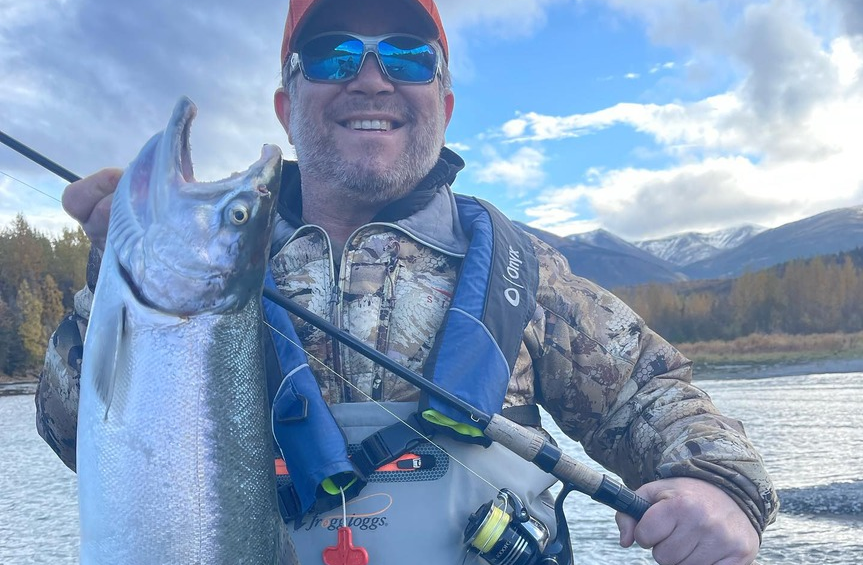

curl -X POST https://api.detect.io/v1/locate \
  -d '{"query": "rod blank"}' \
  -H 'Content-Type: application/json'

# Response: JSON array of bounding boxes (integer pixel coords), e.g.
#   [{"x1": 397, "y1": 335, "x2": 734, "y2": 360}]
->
[{"x1": 0, "y1": 130, "x2": 652, "y2": 520}]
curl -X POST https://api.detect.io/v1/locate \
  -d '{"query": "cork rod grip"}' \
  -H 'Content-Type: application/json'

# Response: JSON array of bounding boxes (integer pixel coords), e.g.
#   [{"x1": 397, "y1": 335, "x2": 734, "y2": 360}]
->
[{"x1": 484, "y1": 413, "x2": 650, "y2": 520}]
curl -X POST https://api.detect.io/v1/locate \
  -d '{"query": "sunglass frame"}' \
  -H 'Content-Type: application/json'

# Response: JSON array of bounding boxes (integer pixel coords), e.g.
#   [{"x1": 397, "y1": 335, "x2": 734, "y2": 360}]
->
[{"x1": 290, "y1": 32, "x2": 442, "y2": 85}]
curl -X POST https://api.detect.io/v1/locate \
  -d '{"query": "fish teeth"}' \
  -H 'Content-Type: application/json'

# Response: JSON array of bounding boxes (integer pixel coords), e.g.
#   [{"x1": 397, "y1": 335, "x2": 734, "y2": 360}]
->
[{"x1": 349, "y1": 119, "x2": 392, "y2": 131}]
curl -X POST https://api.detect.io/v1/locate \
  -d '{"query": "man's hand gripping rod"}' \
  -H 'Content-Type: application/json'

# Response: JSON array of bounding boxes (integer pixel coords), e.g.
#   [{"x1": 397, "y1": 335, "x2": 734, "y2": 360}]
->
[
  {"x1": 0, "y1": 129, "x2": 650, "y2": 521},
  {"x1": 261, "y1": 288, "x2": 651, "y2": 520}
]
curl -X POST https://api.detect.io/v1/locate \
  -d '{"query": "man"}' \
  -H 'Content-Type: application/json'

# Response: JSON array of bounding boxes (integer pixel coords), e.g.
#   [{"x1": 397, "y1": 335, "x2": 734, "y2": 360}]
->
[{"x1": 37, "y1": 0, "x2": 778, "y2": 563}]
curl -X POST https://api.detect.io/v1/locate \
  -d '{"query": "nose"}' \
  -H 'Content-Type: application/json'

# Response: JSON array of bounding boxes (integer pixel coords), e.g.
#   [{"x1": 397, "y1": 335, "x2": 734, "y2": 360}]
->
[{"x1": 347, "y1": 53, "x2": 396, "y2": 95}]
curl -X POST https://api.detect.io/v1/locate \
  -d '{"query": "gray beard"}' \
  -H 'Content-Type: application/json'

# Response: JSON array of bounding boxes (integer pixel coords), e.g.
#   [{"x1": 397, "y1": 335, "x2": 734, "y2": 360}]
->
[{"x1": 290, "y1": 98, "x2": 446, "y2": 205}]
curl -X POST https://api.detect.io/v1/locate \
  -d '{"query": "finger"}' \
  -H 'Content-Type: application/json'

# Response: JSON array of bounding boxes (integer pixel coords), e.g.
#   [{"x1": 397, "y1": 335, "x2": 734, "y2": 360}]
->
[
  {"x1": 633, "y1": 500, "x2": 677, "y2": 549},
  {"x1": 62, "y1": 168, "x2": 122, "y2": 224},
  {"x1": 675, "y1": 532, "x2": 756, "y2": 565},
  {"x1": 653, "y1": 534, "x2": 697, "y2": 565},
  {"x1": 84, "y1": 193, "x2": 114, "y2": 251},
  {"x1": 615, "y1": 512, "x2": 637, "y2": 547}
]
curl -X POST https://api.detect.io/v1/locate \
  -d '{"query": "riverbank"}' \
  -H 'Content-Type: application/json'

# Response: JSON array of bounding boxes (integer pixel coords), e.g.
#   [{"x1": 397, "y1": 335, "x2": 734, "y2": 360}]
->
[
  {"x1": 4, "y1": 331, "x2": 863, "y2": 393},
  {"x1": 675, "y1": 331, "x2": 863, "y2": 380},
  {"x1": 691, "y1": 357, "x2": 863, "y2": 380},
  {"x1": 0, "y1": 371, "x2": 38, "y2": 396}
]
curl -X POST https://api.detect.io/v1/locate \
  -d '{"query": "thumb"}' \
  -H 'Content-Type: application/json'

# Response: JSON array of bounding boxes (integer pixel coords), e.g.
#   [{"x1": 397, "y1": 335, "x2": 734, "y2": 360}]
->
[{"x1": 615, "y1": 512, "x2": 637, "y2": 547}]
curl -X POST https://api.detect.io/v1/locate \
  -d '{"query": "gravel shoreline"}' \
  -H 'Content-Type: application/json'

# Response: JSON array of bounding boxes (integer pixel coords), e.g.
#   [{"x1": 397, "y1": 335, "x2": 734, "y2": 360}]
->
[
  {"x1": 4, "y1": 356, "x2": 863, "y2": 396},
  {"x1": 693, "y1": 357, "x2": 863, "y2": 380}
]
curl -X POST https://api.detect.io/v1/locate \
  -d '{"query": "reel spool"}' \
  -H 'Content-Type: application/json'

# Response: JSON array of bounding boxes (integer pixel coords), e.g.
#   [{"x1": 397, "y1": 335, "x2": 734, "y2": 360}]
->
[{"x1": 463, "y1": 490, "x2": 550, "y2": 565}]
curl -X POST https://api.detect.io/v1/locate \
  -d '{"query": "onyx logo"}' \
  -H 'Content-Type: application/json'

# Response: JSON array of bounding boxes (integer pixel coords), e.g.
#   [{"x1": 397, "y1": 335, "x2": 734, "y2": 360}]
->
[{"x1": 503, "y1": 246, "x2": 524, "y2": 307}]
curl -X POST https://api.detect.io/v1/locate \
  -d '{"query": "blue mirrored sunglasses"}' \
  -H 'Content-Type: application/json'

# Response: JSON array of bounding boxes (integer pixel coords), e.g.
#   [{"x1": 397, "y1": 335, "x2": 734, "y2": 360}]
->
[{"x1": 290, "y1": 32, "x2": 441, "y2": 85}]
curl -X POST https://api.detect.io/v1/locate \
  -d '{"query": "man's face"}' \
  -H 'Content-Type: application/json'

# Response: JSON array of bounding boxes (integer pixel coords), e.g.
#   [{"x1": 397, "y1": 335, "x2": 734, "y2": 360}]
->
[{"x1": 275, "y1": 0, "x2": 454, "y2": 205}]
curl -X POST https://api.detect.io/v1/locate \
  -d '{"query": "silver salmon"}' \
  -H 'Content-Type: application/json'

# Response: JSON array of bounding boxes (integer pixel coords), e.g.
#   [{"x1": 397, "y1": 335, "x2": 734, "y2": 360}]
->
[{"x1": 76, "y1": 97, "x2": 285, "y2": 564}]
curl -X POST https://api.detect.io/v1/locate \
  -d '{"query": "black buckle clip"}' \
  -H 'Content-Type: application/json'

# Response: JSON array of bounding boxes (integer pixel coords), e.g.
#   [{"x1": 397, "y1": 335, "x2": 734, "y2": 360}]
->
[{"x1": 352, "y1": 413, "x2": 431, "y2": 479}]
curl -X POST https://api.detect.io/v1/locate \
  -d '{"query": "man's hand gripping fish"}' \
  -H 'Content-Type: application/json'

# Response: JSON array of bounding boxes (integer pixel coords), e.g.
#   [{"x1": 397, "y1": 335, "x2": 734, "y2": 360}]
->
[{"x1": 76, "y1": 97, "x2": 287, "y2": 564}]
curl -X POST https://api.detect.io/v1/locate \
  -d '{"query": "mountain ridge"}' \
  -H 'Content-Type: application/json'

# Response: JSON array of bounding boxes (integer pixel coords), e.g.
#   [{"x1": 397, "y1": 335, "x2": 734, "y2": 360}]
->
[{"x1": 521, "y1": 205, "x2": 863, "y2": 288}]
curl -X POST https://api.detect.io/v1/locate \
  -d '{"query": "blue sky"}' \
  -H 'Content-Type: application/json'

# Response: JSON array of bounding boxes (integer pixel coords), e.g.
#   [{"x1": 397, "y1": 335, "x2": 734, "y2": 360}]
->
[{"x1": 1, "y1": 0, "x2": 862, "y2": 241}]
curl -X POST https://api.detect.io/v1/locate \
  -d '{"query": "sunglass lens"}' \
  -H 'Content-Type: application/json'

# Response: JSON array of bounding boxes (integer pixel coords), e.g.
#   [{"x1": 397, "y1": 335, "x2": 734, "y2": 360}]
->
[
  {"x1": 301, "y1": 35, "x2": 363, "y2": 81},
  {"x1": 378, "y1": 37, "x2": 437, "y2": 83}
]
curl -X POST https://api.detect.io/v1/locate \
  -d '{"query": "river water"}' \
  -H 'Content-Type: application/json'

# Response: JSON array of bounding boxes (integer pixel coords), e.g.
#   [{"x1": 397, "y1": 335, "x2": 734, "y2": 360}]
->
[{"x1": 1, "y1": 371, "x2": 861, "y2": 564}]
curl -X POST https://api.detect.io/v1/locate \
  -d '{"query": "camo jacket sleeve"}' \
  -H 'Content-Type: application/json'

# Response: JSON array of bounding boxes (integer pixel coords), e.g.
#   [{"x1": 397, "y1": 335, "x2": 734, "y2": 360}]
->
[
  {"x1": 527, "y1": 236, "x2": 778, "y2": 536},
  {"x1": 34, "y1": 248, "x2": 102, "y2": 472}
]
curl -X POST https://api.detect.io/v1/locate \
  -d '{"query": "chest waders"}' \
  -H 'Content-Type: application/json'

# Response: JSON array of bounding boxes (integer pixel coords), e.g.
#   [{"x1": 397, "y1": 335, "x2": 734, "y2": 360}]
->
[
  {"x1": 266, "y1": 198, "x2": 574, "y2": 563},
  {"x1": 280, "y1": 402, "x2": 567, "y2": 564},
  {"x1": 0, "y1": 134, "x2": 649, "y2": 564}
]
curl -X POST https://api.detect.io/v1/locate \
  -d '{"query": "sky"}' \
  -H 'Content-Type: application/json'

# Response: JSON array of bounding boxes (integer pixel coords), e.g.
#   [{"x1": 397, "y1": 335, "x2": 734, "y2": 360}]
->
[{"x1": 1, "y1": 0, "x2": 862, "y2": 242}]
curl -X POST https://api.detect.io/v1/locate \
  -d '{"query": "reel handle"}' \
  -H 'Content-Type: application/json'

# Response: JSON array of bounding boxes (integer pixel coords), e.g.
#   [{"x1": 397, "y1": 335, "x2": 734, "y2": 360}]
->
[{"x1": 484, "y1": 413, "x2": 650, "y2": 520}]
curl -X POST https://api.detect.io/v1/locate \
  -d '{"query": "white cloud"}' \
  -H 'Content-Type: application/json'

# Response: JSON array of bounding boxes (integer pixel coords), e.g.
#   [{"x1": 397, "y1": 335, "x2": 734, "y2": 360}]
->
[
  {"x1": 435, "y1": 0, "x2": 574, "y2": 79},
  {"x1": 524, "y1": 202, "x2": 601, "y2": 236},
  {"x1": 0, "y1": 174, "x2": 75, "y2": 236},
  {"x1": 446, "y1": 142, "x2": 472, "y2": 153},
  {"x1": 650, "y1": 61, "x2": 676, "y2": 74},
  {"x1": 437, "y1": 0, "x2": 572, "y2": 38},
  {"x1": 502, "y1": 119, "x2": 529, "y2": 139},
  {"x1": 502, "y1": 0, "x2": 863, "y2": 238},
  {"x1": 830, "y1": 0, "x2": 863, "y2": 36},
  {"x1": 474, "y1": 147, "x2": 547, "y2": 190},
  {"x1": 527, "y1": 146, "x2": 863, "y2": 239},
  {"x1": 0, "y1": 0, "x2": 287, "y2": 186},
  {"x1": 830, "y1": 36, "x2": 863, "y2": 85}
]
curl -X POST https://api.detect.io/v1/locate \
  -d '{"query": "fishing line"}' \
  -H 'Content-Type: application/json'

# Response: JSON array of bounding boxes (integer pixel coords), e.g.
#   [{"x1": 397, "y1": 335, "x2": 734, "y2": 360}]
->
[
  {"x1": 0, "y1": 170, "x2": 63, "y2": 204},
  {"x1": 263, "y1": 319, "x2": 503, "y2": 494},
  {"x1": 0, "y1": 130, "x2": 652, "y2": 521},
  {"x1": 0, "y1": 139, "x2": 505, "y2": 493}
]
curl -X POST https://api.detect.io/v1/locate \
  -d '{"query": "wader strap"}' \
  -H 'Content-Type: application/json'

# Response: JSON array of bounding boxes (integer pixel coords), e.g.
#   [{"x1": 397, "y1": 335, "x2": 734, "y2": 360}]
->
[
  {"x1": 276, "y1": 470, "x2": 367, "y2": 525},
  {"x1": 277, "y1": 412, "x2": 432, "y2": 523},
  {"x1": 351, "y1": 407, "x2": 540, "y2": 480},
  {"x1": 351, "y1": 412, "x2": 432, "y2": 479},
  {"x1": 276, "y1": 404, "x2": 546, "y2": 522}
]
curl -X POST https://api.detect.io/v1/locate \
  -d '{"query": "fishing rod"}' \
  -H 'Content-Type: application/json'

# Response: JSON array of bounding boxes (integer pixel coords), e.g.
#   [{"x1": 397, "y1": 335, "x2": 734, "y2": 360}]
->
[
  {"x1": 0, "y1": 130, "x2": 650, "y2": 521},
  {"x1": 0, "y1": 131, "x2": 81, "y2": 183}
]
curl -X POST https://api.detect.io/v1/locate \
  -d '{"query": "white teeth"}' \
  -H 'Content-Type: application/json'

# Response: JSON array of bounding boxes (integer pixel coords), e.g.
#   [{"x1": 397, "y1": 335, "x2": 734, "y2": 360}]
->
[{"x1": 349, "y1": 119, "x2": 392, "y2": 131}]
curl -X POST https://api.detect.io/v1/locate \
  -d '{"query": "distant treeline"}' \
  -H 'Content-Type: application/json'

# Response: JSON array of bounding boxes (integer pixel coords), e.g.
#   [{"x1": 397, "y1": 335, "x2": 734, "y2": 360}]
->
[
  {"x1": 0, "y1": 215, "x2": 88, "y2": 376},
  {"x1": 614, "y1": 249, "x2": 863, "y2": 343},
  {"x1": 2, "y1": 212, "x2": 863, "y2": 376}
]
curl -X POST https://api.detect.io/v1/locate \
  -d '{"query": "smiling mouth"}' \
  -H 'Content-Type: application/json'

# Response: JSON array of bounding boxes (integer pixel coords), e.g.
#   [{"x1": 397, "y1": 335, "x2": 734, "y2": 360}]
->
[{"x1": 343, "y1": 119, "x2": 401, "y2": 131}]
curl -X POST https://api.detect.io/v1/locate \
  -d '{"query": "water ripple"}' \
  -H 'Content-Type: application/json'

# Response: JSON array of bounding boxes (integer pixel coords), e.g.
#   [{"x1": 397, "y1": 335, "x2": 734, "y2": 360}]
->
[{"x1": 779, "y1": 481, "x2": 863, "y2": 518}]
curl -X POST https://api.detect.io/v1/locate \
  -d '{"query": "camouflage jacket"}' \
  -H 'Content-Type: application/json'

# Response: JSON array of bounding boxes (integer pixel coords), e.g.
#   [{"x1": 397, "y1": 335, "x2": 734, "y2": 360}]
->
[{"x1": 36, "y1": 151, "x2": 778, "y2": 535}]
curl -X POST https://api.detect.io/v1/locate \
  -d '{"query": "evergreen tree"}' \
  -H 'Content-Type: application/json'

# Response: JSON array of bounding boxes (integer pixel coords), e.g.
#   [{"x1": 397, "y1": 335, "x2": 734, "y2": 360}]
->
[
  {"x1": 41, "y1": 274, "x2": 65, "y2": 342},
  {"x1": 0, "y1": 296, "x2": 12, "y2": 374},
  {"x1": 0, "y1": 214, "x2": 50, "y2": 304},
  {"x1": 49, "y1": 226, "x2": 89, "y2": 307},
  {"x1": 16, "y1": 279, "x2": 45, "y2": 369}
]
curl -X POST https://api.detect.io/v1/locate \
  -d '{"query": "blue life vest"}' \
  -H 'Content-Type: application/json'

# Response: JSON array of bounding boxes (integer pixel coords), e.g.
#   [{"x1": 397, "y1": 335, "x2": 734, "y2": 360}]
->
[{"x1": 264, "y1": 196, "x2": 539, "y2": 518}]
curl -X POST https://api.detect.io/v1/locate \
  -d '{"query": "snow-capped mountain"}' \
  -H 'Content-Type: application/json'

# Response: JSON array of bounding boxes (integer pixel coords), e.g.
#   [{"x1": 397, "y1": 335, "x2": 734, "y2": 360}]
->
[
  {"x1": 519, "y1": 205, "x2": 863, "y2": 289},
  {"x1": 516, "y1": 225, "x2": 687, "y2": 288},
  {"x1": 636, "y1": 225, "x2": 765, "y2": 266},
  {"x1": 683, "y1": 206, "x2": 863, "y2": 280}
]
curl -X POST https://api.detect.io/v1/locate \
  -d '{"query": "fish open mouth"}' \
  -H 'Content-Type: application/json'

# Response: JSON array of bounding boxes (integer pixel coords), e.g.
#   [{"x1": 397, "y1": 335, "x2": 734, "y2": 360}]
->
[{"x1": 173, "y1": 98, "x2": 196, "y2": 183}]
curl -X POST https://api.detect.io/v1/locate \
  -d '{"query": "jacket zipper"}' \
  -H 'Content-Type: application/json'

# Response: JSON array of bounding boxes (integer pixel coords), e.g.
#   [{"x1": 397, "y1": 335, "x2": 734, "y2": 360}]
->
[
  {"x1": 372, "y1": 250, "x2": 400, "y2": 401},
  {"x1": 328, "y1": 281, "x2": 349, "y2": 402}
]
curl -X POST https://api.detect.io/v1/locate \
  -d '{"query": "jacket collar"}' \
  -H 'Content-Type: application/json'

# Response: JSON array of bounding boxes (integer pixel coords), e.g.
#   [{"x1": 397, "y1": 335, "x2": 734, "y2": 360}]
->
[{"x1": 274, "y1": 147, "x2": 469, "y2": 255}]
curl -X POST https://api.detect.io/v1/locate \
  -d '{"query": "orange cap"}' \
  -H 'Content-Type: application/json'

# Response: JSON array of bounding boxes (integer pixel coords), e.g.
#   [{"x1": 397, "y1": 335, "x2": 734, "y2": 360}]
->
[{"x1": 280, "y1": 0, "x2": 449, "y2": 66}]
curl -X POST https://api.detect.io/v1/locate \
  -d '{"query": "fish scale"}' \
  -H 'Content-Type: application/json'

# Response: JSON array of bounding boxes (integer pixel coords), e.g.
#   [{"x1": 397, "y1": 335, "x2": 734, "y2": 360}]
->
[{"x1": 76, "y1": 97, "x2": 288, "y2": 564}]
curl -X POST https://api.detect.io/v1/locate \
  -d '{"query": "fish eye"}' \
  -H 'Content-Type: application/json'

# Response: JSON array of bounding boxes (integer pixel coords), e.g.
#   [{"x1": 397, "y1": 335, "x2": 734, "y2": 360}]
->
[{"x1": 228, "y1": 204, "x2": 250, "y2": 225}]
